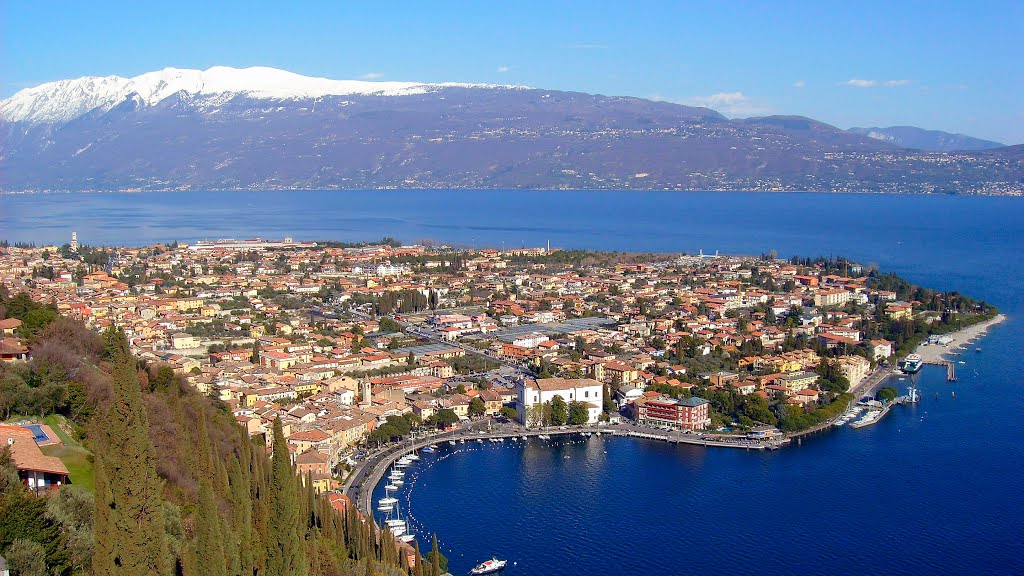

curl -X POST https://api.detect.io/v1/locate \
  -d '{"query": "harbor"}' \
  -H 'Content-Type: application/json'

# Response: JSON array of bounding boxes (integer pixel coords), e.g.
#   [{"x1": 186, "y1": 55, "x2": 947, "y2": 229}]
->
[{"x1": 344, "y1": 422, "x2": 790, "y2": 522}]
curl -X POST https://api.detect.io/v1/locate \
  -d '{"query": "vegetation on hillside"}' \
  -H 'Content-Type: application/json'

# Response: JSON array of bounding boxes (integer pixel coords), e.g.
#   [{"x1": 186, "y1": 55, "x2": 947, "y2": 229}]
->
[{"x1": 0, "y1": 303, "x2": 437, "y2": 576}]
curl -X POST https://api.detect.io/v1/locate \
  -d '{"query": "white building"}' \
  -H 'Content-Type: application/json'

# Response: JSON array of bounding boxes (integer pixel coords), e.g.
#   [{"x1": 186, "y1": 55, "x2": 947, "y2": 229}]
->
[
  {"x1": 509, "y1": 332, "x2": 549, "y2": 349},
  {"x1": 517, "y1": 378, "x2": 604, "y2": 426}
]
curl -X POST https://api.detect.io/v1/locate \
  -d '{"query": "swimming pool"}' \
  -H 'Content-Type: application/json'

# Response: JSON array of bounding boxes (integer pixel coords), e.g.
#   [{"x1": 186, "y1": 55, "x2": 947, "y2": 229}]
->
[{"x1": 24, "y1": 424, "x2": 49, "y2": 443}]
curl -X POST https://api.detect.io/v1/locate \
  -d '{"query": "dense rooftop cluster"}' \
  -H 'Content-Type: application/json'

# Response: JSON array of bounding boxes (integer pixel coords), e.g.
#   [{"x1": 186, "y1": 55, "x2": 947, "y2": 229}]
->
[{"x1": 1, "y1": 236, "x2": 996, "y2": 475}]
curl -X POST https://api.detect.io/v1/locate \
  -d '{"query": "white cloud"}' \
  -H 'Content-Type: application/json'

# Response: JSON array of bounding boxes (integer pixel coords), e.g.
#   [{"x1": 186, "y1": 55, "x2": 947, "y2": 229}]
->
[
  {"x1": 496, "y1": 66, "x2": 511, "y2": 73},
  {"x1": 841, "y1": 78, "x2": 910, "y2": 88},
  {"x1": 792, "y1": 80, "x2": 806, "y2": 88},
  {"x1": 680, "y1": 91, "x2": 773, "y2": 117},
  {"x1": 360, "y1": 72, "x2": 384, "y2": 80}
]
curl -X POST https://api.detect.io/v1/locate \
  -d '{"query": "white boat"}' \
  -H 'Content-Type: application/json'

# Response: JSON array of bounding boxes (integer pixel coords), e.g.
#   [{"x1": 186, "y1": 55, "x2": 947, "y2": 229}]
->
[
  {"x1": 391, "y1": 479, "x2": 404, "y2": 486},
  {"x1": 469, "y1": 557, "x2": 507, "y2": 575},
  {"x1": 385, "y1": 484, "x2": 398, "y2": 492},
  {"x1": 389, "y1": 525, "x2": 405, "y2": 537},
  {"x1": 379, "y1": 497, "x2": 398, "y2": 506},
  {"x1": 378, "y1": 502, "x2": 394, "y2": 511},
  {"x1": 398, "y1": 533, "x2": 416, "y2": 543},
  {"x1": 406, "y1": 453, "x2": 420, "y2": 461},
  {"x1": 389, "y1": 470, "x2": 405, "y2": 479}
]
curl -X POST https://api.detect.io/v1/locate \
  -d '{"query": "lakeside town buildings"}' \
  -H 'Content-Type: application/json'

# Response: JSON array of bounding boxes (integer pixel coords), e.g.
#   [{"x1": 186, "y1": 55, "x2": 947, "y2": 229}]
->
[{"x1": 1, "y1": 236, "x2": 920, "y2": 488}]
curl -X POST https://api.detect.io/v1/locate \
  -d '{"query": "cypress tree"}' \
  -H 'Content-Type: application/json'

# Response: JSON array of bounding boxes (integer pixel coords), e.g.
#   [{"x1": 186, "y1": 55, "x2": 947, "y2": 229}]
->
[
  {"x1": 92, "y1": 327, "x2": 170, "y2": 576},
  {"x1": 91, "y1": 454, "x2": 115, "y2": 575},
  {"x1": 413, "y1": 539, "x2": 424, "y2": 576},
  {"x1": 266, "y1": 418, "x2": 306, "y2": 576},
  {"x1": 430, "y1": 534, "x2": 440, "y2": 576},
  {"x1": 194, "y1": 475, "x2": 228, "y2": 576},
  {"x1": 228, "y1": 457, "x2": 255, "y2": 576}
]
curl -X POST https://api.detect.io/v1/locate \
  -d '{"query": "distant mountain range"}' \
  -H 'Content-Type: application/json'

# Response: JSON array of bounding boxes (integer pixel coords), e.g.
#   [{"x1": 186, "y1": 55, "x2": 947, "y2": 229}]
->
[
  {"x1": 848, "y1": 126, "x2": 1005, "y2": 152},
  {"x1": 1, "y1": 66, "x2": 1021, "y2": 195}
]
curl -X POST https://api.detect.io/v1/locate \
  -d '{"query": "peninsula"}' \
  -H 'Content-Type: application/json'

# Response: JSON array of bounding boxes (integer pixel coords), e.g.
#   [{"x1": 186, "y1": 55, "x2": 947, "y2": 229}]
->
[{"x1": 0, "y1": 236, "x2": 1002, "y2": 567}]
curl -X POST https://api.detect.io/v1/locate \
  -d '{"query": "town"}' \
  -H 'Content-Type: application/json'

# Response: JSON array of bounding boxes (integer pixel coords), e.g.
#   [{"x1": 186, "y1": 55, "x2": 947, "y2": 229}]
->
[{"x1": 0, "y1": 235, "x2": 998, "y2": 499}]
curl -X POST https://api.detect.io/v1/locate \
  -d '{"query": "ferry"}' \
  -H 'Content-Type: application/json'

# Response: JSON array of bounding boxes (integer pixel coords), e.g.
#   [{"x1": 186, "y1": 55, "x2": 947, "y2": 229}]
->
[
  {"x1": 469, "y1": 557, "x2": 507, "y2": 575},
  {"x1": 900, "y1": 353, "x2": 923, "y2": 374}
]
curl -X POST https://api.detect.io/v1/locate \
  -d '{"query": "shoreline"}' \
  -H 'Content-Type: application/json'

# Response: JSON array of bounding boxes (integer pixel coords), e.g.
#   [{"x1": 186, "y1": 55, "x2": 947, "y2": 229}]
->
[{"x1": 912, "y1": 313, "x2": 1006, "y2": 363}]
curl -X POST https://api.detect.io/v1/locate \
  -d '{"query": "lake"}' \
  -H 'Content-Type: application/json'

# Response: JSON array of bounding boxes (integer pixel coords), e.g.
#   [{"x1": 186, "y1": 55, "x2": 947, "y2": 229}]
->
[{"x1": 3, "y1": 189, "x2": 1022, "y2": 575}]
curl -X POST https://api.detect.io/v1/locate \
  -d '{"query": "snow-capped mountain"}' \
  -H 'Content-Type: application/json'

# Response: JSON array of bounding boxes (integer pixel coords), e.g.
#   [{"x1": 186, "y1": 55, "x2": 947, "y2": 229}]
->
[
  {"x1": 0, "y1": 66, "x2": 522, "y2": 124},
  {"x1": 1, "y1": 66, "x2": 1020, "y2": 195}
]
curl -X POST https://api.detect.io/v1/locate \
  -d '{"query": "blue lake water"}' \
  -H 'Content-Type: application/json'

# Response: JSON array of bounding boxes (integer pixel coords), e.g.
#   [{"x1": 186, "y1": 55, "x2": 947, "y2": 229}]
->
[{"x1": 2, "y1": 189, "x2": 1022, "y2": 574}]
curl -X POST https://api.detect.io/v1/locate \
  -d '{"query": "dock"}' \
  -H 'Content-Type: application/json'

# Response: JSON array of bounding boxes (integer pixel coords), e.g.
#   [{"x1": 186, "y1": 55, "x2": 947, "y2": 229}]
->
[{"x1": 924, "y1": 359, "x2": 956, "y2": 381}]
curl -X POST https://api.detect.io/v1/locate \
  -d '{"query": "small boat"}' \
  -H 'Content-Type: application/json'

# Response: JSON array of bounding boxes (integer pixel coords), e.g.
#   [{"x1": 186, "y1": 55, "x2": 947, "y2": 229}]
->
[
  {"x1": 379, "y1": 497, "x2": 398, "y2": 506},
  {"x1": 428, "y1": 443, "x2": 438, "y2": 449},
  {"x1": 385, "y1": 484, "x2": 399, "y2": 492},
  {"x1": 469, "y1": 557, "x2": 507, "y2": 575},
  {"x1": 391, "y1": 479, "x2": 404, "y2": 486},
  {"x1": 422, "y1": 446, "x2": 436, "y2": 453},
  {"x1": 378, "y1": 502, "x2": 394, "y2": 511},
  {"x1": 389, "y1": 470, "x2": 405, "y2": 480},
  {"x1": 476, "y1": 438, "x2": 483, "y2": 443},
  {"x1": 448, "y1": 440, "x2": 456, "y2": 445},
  {"x1": 398, "y1": 533, "x2": 416, "y2": 543},
  {"x1": 406, "y1": 453, "x2": 420, "y2": 461},
  {"x1": 389, "y1": 525, "x2": 405, "y2": 537}
]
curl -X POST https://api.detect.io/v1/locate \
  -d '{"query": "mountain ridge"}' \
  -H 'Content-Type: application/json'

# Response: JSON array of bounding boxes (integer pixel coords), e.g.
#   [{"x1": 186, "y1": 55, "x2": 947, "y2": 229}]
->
[
  {"x1": 2, "y1": 67, "x2": 1021, "y2": 195},
  {"x1": 848, "y1": 125, "x2": 1005, "y2": 152}
]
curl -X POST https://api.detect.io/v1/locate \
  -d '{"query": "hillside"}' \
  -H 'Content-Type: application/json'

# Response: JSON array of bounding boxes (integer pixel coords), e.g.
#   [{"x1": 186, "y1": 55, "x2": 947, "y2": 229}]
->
[
  {"x1": 1, "y1": 66, "x2": 1022, "y2": 195},
  {"x1": 0, "y1": 289, "x2": 435, "y2": 576}
]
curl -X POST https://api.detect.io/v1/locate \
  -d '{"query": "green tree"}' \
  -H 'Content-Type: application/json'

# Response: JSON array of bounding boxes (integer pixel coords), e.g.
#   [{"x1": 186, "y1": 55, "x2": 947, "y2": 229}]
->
[
  {"x1": 567, "y1": 401, "x2": 589, "y2": 425},
  {"x1": 6, "y1": 538, "x2": 48, "y2": 576},
  {"x1": 428, "y1": 409, "x2": 459, "y2": 429},
  {"x1": 550, "y1": 395, "x2": 568, "y2": 426},
  {"x1": 266, "y1": 418, "x2": 306, "y2": 576},
  {"x1": 45, "y1": 486, "x2": 95, "y2": 574},
  {"x1": 92, "y1": 327, "x2": 169, "y2": 576},
  {"x1": 498, "y1": 406, "x2": 518, "y2": 421},
  {"x1": 877, "y1": 386, "x2": 899, "y2": 403},
  {"x1": 194, "y1": 475, "x2": 228, "y2": 576},
  {"x1": 468, "y1": 397, "x2": 486, "y2": 417},
  {"x1": 428, "y1": 533, "x2": 447, "y2": 575}
]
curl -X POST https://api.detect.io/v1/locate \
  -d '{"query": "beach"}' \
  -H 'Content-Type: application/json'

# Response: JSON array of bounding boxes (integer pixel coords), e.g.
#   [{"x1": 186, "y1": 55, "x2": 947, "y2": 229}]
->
[{"x1": 914, "y1": 313, "x2": 1007, "y2": 363}]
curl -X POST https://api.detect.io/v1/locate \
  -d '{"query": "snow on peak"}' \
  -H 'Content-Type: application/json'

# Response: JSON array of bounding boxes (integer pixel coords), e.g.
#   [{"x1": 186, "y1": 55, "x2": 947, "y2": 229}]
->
[{"x1": 0, "y1": 66, "x2": 524, "y2": 124}]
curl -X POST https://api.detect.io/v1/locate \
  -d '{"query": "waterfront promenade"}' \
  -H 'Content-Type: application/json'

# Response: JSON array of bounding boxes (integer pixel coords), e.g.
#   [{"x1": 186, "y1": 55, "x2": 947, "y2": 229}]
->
[{"x1": 342, "y1": 421, "x2": 787, "y2": 519}]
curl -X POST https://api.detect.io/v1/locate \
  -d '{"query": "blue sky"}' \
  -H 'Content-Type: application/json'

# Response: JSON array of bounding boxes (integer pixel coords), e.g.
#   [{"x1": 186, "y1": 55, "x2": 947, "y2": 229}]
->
[{"x1": 4, "y1": 0, "x2": 1022, "y2": 143}]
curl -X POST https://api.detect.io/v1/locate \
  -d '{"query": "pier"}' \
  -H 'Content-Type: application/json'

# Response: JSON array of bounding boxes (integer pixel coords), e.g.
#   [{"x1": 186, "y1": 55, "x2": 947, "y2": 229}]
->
[{"x1": 924, "y1": 359, "x2": 956, "y2": 381}]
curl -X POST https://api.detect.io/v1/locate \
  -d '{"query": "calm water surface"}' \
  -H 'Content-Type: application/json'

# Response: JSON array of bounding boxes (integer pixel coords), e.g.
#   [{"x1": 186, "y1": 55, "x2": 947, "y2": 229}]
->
[{"x1": 2, "y1": 190, "x2": 1022, "y2": 575}]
